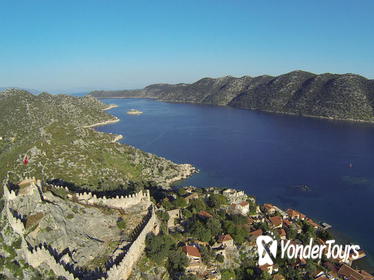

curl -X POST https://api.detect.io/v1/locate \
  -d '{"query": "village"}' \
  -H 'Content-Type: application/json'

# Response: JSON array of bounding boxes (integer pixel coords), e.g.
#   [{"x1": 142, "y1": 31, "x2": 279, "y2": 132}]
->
[
  {"x1": 1, "y1": 177, "x2": 373, "y2": 280},
  {"x1": 147, "y1": 185, "x2": 374, "y2": 280}
]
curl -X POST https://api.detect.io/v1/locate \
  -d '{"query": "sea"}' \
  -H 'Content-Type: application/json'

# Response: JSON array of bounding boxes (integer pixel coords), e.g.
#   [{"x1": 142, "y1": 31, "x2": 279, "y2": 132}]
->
[{"x1": 96, "y1": 98, "x2": 374, "y2": 272}]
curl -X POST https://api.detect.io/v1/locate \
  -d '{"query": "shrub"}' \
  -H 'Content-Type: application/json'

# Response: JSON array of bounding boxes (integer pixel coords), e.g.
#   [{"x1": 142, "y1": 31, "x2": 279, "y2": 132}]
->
[
  {"x1": 116, "y1": 218, "x2": 126, "y2": 230},
  {"x1": 25, "y1": 213, "x2": 44, "y2": 229},
  {"x1": 66, "y1": 213, "x2": 74, "y2": 219}
]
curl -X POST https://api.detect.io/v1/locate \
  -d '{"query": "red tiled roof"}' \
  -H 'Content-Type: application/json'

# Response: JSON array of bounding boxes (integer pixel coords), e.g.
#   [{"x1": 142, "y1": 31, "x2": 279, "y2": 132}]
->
[
  {"x1": 283, "y1": 219, "x2": 292, "y2": 227},
  {"x1": 269, "y1": 216, "x2": 282, "y2": 227},
  {"x1": 306, "y1": 218, "x2": 320, "y2": 228},
  {"x1": 239, "y1": 201, "x2": 249, "y2": 207},
  {"x1": 338, "y1": 264, "x2": 372, "y2": 280},
  {"x1": 182, "y1": 246, "x2": 201, "y2": 258},
  {"x1": 198, "y1": 211, "x2": 213, "y2": 218},
  {"x1": 249, "y1": 229, "x2": 263, "y2": 237},
  {"x1": 259, "y1": 263, "x2": 272, "y2": 271},
  {"x1": 278, "y1": 228, "x2": 286, "y2": 237},
  {"x1": 218, "y1": 234, "x2": 233, "y2": 243},
  {"x1": 287, "y1": 209, "x2": 306, "y2": 219},
  {"x1": 264, "y1": 203, "x2": 275, "y2": 210}
]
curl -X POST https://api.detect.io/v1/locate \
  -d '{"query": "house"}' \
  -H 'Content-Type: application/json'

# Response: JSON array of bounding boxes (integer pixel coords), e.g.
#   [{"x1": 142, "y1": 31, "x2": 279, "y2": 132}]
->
[
  {"x1": 167, "y1": 209, "x2": 181, "y2": 228},
  {"x1": 259, "y1": 263, "x2": 274, "y2": 274},
  {"x1": 182, "y1": 245, "x2": 202, "y2": 261},
  {"x1": 229, "y1": 201, "x2": 249, "y2": 215},
  {"x1": 338, "y1": 264, "x2": 374, "y2": 280},
  {"x1": 283, "y1": 219, "x2": 293, "y2": 228},
  {"x1": 217, "y1": 234, "x2": 234, "y2": 248},
  {"x1": 269, "y1": 216, "x2": 283, "y2": 229},
  {"x1": 185, "y1": 192, "x2": 199, "y2": 203},
  {"x1": 277, "y1": 228, "x2": 287, "y2": 240},
  {"x1": 259, "y1": 263, "x2": 278, "y2": 275},
  {"x1": 286, "y1": 209, "x2": 306, "y2": 221},
  {"x1": 198, "y1": 210, "x2": 213, "y2": 220},
  {"x1": 249, "y1": 229, "x2": 263, "y2": 241},
  {"x1": 306, "y1": 218, "x2": 320, "y2": 229},
  {"x1": 263, "y1": 203, "x2": 276, "y2": 215}
]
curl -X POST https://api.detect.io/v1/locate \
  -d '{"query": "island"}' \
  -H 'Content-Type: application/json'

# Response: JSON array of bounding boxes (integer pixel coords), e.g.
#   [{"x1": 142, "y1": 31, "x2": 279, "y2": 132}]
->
[{"x1": 127, "y1": 109, "x2": 143, "y2": 115}]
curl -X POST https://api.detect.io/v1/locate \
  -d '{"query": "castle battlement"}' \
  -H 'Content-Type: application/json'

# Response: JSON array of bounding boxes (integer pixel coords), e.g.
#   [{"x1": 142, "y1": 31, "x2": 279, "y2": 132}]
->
[
  {"x1": 47, "y1": 183, "x2": 151, "y2": 210},
  {"x1": 3, "y1": 178, "x2": 158, "y2": 280}
]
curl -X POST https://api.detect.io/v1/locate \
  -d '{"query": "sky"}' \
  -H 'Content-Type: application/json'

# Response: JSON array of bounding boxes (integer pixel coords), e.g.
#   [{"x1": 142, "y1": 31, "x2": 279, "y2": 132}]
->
[{"x1": 0, "y1": 0, "x2": 373, "y2": 93}]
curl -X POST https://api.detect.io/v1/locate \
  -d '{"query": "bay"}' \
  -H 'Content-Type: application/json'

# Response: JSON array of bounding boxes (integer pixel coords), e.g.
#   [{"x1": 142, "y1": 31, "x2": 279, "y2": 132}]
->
[{"x1": 97, "y1": 98, "x2": 374, "y2": 271}]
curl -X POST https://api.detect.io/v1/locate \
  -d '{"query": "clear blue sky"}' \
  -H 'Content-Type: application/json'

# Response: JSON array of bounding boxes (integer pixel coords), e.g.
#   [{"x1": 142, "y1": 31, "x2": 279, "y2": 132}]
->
[{"x1": 0, "y1": 0, "x2": 373, "y2": 93}]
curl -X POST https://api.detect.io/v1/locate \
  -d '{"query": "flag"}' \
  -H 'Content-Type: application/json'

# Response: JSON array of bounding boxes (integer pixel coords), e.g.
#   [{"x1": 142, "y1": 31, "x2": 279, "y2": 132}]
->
[{"x1": 23, "y1": 155, "x2": 29, "y2": 166}]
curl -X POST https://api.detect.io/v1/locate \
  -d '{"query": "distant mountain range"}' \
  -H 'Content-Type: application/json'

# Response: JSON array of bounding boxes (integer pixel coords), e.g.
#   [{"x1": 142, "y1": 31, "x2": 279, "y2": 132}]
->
[{"x1": 89, "y1": 70, "x2": 374, "y2": 122}]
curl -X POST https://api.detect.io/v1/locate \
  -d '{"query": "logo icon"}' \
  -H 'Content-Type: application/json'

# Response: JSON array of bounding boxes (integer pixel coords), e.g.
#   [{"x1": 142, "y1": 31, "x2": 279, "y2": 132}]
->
[{"x1": 256, "y1": 235, "x2": 278, "y2": 265}]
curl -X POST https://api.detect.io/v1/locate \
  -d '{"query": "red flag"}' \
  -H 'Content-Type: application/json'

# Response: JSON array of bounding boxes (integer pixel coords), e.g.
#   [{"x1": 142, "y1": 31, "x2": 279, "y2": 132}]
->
[{"x1": 23, "y1": 155, "x2": 29, "y2": 166}]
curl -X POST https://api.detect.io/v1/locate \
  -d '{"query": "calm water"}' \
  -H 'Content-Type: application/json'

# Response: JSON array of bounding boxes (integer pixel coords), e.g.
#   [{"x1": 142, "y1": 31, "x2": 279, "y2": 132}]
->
[{"x1": 97, "y1": 98, "x2": 374, "y2": 271}]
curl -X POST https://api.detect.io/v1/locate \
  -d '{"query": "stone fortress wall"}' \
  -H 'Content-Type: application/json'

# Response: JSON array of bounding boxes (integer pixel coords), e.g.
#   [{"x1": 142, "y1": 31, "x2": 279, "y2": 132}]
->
[
  {"x1": 2, "y1": 177, "x2": 159, "y2": 280},
  {"x1": 47, "y1": 183, "x2": 151, "y2": 210}
]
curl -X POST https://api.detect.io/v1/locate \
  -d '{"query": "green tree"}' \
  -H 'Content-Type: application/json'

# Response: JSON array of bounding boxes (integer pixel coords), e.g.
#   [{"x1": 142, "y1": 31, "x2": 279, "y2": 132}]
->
[
  {"x1": 168, "y1": 250, "x2": 189, "y2": 272},
  {"x1": 156, "y1": 210, "x2": 170, "y2": 224},
  {"x1": 206, "y1": 218, "x2": 222, "y2": 237},
  {"x1": 221, "y1": 269, "x2": 236, "y2": 280},
  {"x1": 177, "y1": 188, "x2": 187, "y2": 196},
  {"x1": 207, "y1": 194, "x2": 228, "y2": 208},
  {"x1": 173, "y1": 197, "x2": 187, "y2": 208},
  {"x1": 189, "y1": 198, "x2": 206, "y2": 213},
  {"x1": 189, "y1": 221, "x2": 212, "y2": 242},
  {"x1": 145, "y1": 233, "x2": 175, "y2": 263}
]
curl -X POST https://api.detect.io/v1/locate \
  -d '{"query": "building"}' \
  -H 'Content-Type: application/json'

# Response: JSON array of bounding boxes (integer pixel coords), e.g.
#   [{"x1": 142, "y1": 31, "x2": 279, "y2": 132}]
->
[
  {"x1": 286, "y1": 209, "x2": 306, "y2": 221},
  {"x1": 338, "y1": 264, "x2": 374, "y2": 280},
  {"x1": 217, "y1": 234, "x2": 234, "y2": 248},
  {"x1": 277, "y1": 228, "x2": 287, "y2": 240},
  {"x1": 263, "y1": 203, "x2": 276, "y2": 215},
  {"x1": 198, "y1": 210, "x2": 213, "y2": 220},
  {"x1": 182, "y1": 245, "x2": 202, "y2": 261},
  {"x1": 167, "y1": 209, "x2": 181, "y2": 228},
  {"x1": 229, "y1": 201, "x2": 250, "y2": 215},
  {"x1": 269, "y1": 216, "x2": 283, "y2": 229},
  {"x1": 249, "y1": 229, "x2": 263, "y2": 241},
  {"x1": 185, "y1": 192, "x2": 199, "y2": 203}
]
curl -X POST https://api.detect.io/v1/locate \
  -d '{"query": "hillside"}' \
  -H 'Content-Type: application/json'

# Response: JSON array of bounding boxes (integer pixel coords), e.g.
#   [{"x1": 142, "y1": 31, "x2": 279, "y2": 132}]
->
[
  {"x1": 89, "y1": 70, "x2": 374, "y2": 122},
  {"x1": 0, "y1": 89, "x2": 195, "y2": 191}
]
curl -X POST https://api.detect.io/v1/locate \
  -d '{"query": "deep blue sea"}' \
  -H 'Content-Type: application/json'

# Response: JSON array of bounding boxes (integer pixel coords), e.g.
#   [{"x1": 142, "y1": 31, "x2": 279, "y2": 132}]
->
[{"x1": 97, "y1": 98, "x2": 374, "y2": 271}]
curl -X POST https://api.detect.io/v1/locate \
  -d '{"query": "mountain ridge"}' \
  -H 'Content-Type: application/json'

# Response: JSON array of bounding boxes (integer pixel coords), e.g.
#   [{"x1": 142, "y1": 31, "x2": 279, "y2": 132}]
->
[{"x1": 89, "y1": 70, "x2": 374, "y2": 122}]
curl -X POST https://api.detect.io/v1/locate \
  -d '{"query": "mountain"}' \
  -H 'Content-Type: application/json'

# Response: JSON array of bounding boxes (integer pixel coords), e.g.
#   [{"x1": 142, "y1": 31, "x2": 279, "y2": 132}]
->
[
  {"x1": 0, "y1": 89, "x2": 195, "y2": 190},
  {"x1": 89, "y1": 70, "x2": 374, "y2": 122}
]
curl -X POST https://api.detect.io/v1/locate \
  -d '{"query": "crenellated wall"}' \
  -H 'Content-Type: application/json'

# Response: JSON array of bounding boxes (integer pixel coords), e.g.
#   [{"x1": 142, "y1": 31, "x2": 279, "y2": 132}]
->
[
  {"x1": 3, "y1": 178, "x2": 158, "y2": 280},
  {"x1": 48, "y1": 184, "x2": 151, "y2": 210},
  {"x1": 104, "y1": 206, "x2": 159, "y2": 280},
  {"x1": 23, "y1": 241, "x2": 78, "y2": 280}
]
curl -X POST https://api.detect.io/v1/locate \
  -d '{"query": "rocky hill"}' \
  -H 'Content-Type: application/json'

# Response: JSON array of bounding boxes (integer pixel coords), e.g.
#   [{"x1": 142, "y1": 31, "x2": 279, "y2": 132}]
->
[
  {"x1": 89, "y1": 70, "x2": 374, "y2": 122},
  {"x1": 0, "y1": 89, "x2": 195, "y2": 191}
]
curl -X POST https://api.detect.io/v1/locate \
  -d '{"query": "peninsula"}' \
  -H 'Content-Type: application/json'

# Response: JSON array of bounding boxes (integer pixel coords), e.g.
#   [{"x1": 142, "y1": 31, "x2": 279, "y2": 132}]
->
[{"x1": 89, "y1": 70, "x2": 374, "y2": 123}]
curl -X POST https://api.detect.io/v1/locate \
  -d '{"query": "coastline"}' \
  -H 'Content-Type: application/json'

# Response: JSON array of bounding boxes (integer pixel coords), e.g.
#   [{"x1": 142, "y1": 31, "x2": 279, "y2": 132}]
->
[
  {"x1": 111, "y1": 134, "x2": 123, "y2": 143},
  {"x1": 85, "y1": 105, "x2": 198, "y2": 186},
  {"x1": 103, "y1": 104, "x2": 119, "y2": 110},
  {"x1": 82, "y1": 116, "x2": 120, "y2": 128},
  {"x1": 94, "y1": 96, "x2": 374, "y2": 125}
]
